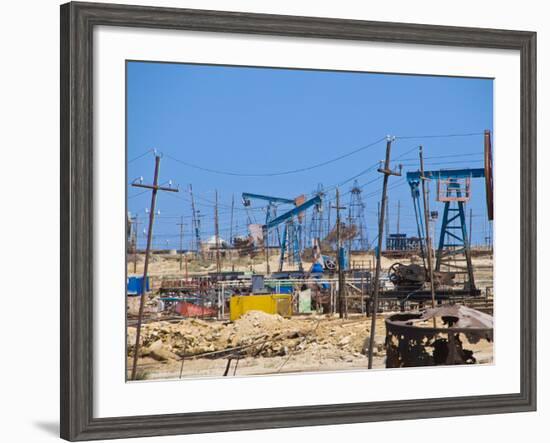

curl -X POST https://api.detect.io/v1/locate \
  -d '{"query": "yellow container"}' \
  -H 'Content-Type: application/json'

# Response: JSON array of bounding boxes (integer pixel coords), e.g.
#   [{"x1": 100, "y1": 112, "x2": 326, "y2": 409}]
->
[{"x1": 229, "y1": 294, "x2": 292, "y2": 321}]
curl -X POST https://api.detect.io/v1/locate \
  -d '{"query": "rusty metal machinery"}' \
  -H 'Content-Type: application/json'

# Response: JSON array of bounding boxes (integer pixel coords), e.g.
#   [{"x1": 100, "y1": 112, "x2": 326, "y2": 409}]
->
[
  {"x1": 405, "y1": 130, "x2": 494, "y2": 294},
  {"x1": 388, "y1": 262, "x2": 426, "y2": 290},
  {"x1": 388, "y1": 262, "x2": 456, "y2": 292},
  {"x1": 385, "y1": 305, "x2": 493, "y2": 368}
]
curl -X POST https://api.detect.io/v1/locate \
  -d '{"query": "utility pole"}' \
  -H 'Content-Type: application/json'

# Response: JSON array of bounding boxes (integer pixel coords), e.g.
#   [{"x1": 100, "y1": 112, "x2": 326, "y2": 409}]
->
[
  {"x1": 130, "y1": 155, "x2": 178, "y2": 380},
  {"x1": 132, "y1": 215, "x2": 141, "y2": 274},
  {"x1": 189, "y1": 184, "x2": 201, "y2": 258},
  {"x1": 332, "y1": 188, "x2": 347, "y2": 319},
  {"x1": 177, "y1": 216, "x2": 184, "y2": 271},
  {"x1": 302, "y1": 212, "x2": 307, "y2": 253},
  {"x1": 214, "y1": 190, "x2": 222, "y2": 274},
  {"x1": 230, "y1": 194, "x2": 235, "y2": 246},
  {"x1": 229, "y1": 194, "x2": 235, "y2": 268},
  {"x1": 397, "y1": 200, "x2": 401, "y2": 234},
  {"x1": 263, "y1": 223, "x2": 270, "y2": 275},
  {"x1": 419, "y1": 146, "x2": 437, "y2": 312},
  {"x1": 327, "y1": 203, "x2": 332, "y2": 236},
  {"x1": 347, "y1": 206, "x2": 352, "y2": 260},
  {"x1": 469, "y1": 208, "x2": 473, "y2": 249},
  {"x1": 368, "y1": 136, "x2": 401, "y2": 369},
  {"x1": 385, "y1": 197, "x2": 390, "y2": 248}
]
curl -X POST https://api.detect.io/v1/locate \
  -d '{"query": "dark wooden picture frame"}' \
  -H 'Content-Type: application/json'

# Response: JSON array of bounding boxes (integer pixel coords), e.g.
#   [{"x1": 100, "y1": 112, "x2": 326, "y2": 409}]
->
[{"x1": 60, "y1": 2, "x2": 536, "y2": 441}]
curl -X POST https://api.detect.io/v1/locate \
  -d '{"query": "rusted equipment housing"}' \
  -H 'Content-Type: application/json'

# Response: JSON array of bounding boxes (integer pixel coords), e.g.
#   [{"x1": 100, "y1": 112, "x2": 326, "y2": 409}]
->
[
  {"x1": 388, "y1": 262, "x2": 455, "y2": 291},
  {"x1": 388, "y1": 263, "x2": 426, "y2": 290},
  {"x1": 385, "y1": 305, "x2": 493, "y2": 368}
]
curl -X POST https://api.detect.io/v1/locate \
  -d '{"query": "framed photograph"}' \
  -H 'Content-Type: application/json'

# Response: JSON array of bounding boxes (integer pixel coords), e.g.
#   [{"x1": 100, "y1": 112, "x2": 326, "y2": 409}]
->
[{"x1": 60, "y1": 1, "x2": 536, "y2": 440}]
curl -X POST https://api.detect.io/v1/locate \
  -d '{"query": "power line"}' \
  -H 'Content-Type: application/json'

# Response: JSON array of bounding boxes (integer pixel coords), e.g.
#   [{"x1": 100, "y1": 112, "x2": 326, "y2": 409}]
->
[
  {"x1": 128, "y1": 148, "x2": 155, "y2": 163},
  {"x1": 397, "y1": 152, "x2": 483, "y2": 161},
  {"x1": 128, "y1": 179, "x2": 173, "y2": 199},
  {"x1": 395, "y1": 131, "x2": 485, "y2": 140},
  {"x1": 398, "y1": 159, "x2": 483, "y2": 168},
  {"x1": 164, "y1": 136, "x2": 387, "y2": 177},
  {"x1": 128, "y1": 189, "x2": 150, "y2": 200},
  {"x1": 322, "y1": 141, "x2": 421, "y2": 200},
  {"x1": 323, "y1": 140, "x2": 479, "y2": 200},
  {"x1": 129, "y1": 132, "x2": 488, "y2": 246}
]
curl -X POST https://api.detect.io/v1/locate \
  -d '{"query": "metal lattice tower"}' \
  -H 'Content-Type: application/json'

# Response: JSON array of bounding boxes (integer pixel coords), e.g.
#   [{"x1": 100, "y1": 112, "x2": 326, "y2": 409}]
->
[
  {"x1": 347, "y1": 180, "x2": 368, "y2": 251},
  {"x1": 407, "y1": 167, "x2": 485, "y2": 295},
  {"x1": 188, "y1": 184, "x2": 202, "y2": 256},
  {"x1": 280, "y1": 221, "x2": 302, "y2": 270},
  {"x1": 435, "y1": 178, "x2": 476, "y2": 291},
  {"x1": 308, "y1": 184, "x2": 326, "y2": 246}
]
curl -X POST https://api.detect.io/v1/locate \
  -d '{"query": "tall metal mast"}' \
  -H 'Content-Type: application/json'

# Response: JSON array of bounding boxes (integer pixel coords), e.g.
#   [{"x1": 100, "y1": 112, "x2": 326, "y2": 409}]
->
[{"x1": 189, "y1": 184, "x2": 201, "y2": 257}]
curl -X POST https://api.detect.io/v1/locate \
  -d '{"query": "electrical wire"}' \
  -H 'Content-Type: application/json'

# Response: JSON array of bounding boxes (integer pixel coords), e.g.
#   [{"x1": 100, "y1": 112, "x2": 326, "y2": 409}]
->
[
  {"x1": 128, "y1": 131, "x2": 488, "y2": 244},
  {"x1": 395, "y1": 131, "x2": 485, "y2": 140},
  {"x1": 397, "y1": 152, "x2": 483, "y2": 162},
  {"x1": 128, "y1": 148, "x2": 155, "y2": 163},
  {"x1": 164, "y1": 136, "x2": 387, "y2": 177},
  {"x1": 398, "y1": 159, "x2": 483, "y2": 168}
]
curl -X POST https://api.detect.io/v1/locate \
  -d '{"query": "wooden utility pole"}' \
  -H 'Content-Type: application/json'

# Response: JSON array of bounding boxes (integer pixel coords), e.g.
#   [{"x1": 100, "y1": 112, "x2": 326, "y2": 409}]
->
[
  {"x1": 132, "y1": 215, "x2": 141, "y2": 274},
  {"x1": 332, "y1": 188, "x2": 347, "y2": 319},
  {"x1": 229, "y1": 194, "x2": 235, "y2": 268},
  {"x1": 214, "y1": 190, "x2": 222, "y2": 274},
  {"x1": 347, "y1": 206, "x2": 353, "y2": 260},
  {"x1": 264, "y1": 226, "x2": 270, "y2": 275},
  {"x1": 130, "y1": 155, "x2": 178, "y2": 380},
  {"x1": 469, "y1": 208, "x2": 473, "y2": 249},
  {"x1": 419, "y1": 146, "x2": 437, "y2": 311},
  {"x1": 368, "y1": 136, "x2": 401, "y2": 369},
  {"x1": 397, "y1": 200, "x2": 401, "y2": 234},
  {"x1": 230, "y1": 194, "x2": 235, "y2": 246},
  {"x1": 327, "y1": 203, "x2": 332, "y2": 236},
  {"x1": 303, "y1": 212, "x2": 308, "y2": 253},
  {"x1": 177, "y1": 216, "x2": 184, "y2": 271},
  {"x1": 385, "y1": 197, "x2": 390, "y2": 241}
]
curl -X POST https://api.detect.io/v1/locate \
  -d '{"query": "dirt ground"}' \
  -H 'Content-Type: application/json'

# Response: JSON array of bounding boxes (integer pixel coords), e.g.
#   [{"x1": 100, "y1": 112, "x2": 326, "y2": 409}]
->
[
  {"x1": 126, "y1": 250, "x2": 494, "y2": 380},
  {"x1": 128, "y1": 312, "x2": 388, "y2": 379},
  {"x1": 128, "y1": 311, "x2": 493, "y2": 380}
]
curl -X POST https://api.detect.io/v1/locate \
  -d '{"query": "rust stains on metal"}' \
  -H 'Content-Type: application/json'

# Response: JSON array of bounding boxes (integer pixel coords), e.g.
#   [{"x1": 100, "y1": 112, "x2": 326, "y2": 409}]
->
[{"x1": 385, "y1": 305, "x2": 493, "y2": 368}]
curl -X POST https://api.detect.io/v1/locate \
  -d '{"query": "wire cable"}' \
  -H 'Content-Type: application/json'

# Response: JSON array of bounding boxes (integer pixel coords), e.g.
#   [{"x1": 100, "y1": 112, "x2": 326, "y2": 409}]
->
[
  {"x1": 128, "y1": 148, "x2": 155, "y2": 163},
  {"x1": 395, "y1": 131, "x2": 485, "y2": 140},
  {"x1": 164, "y1": 136, "x2": 387, "y2": 177}
]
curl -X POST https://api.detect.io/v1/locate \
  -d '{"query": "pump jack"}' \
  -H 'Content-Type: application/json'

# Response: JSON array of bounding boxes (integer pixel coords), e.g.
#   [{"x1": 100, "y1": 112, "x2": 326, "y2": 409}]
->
[
  {"x1": 405, "y1": 130, "x2": 494, "y2": 294},
  {"x1": 259, "y1": 195, "x2": 322, "y2": 272}
]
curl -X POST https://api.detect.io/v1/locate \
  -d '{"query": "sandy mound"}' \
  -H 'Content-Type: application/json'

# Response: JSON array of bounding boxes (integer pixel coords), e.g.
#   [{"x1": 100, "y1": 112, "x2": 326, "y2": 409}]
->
[{"x1": 128, "y1": 311, "x2": 384, "y2": 363}]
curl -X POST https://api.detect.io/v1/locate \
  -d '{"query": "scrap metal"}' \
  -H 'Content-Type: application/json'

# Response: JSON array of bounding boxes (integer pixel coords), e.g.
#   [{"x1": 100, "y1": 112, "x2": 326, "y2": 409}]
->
[{"x1": 385, "y1": 305, "x2": 493, "y2": 368}]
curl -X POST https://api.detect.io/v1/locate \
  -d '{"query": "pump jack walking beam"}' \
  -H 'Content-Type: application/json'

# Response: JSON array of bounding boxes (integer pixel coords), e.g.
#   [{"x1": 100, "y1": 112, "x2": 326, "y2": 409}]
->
[{"x1": 261, "y1": 195, "x2": 322, "y2": 274}]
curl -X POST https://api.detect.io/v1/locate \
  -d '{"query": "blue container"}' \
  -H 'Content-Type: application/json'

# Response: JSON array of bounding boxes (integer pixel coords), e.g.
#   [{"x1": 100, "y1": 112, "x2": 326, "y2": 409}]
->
[
  {"x1": 311, "y1": 263, "x2": 324, "y2": 273},
  {"x1": 127, "y1": 276, "x2": 150, "y2": 295},
  {"x1": 277, "y1": 285, "x2": 294, "y2": 294}
]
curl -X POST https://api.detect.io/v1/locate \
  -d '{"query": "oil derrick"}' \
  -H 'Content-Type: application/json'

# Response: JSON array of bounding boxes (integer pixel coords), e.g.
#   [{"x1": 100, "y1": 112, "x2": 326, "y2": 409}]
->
[
  {"x1": 347, "y1": 180, "x2": 368, "y2": 251},
  {"x1": 435, "y1": 177, "x2": 476, "y2": 290},
  {"x1": 189, "y1": 184, "x2": 202, "y2": 257},
  {"x1": 283, "y1": 221, "x2": 302, "y2": 268},
  {"x1": 127, "y1": 211, "x2": 137, "y2": 253},
  {"x1": 308, "y1": 184, "x2": 326, "y2": 247}
]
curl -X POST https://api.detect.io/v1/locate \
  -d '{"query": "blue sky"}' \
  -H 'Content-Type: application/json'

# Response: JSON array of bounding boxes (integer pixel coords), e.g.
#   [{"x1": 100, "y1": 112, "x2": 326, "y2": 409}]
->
[{"x1": 127, "y1": 61, "x2": 493, "y2": 250}]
